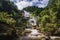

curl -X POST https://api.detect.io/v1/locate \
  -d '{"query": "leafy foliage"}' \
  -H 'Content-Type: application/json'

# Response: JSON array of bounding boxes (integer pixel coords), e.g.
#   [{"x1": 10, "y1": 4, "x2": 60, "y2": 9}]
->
[
  {"x1": 0, "y1": 12, "x2": 16, "y2": 25},
  {"x1": 24, "y1": 0, "x2": 60, "y2": 35},
  {"x1": 0, "y1": 0, "x2": 28, "y2": 36}
]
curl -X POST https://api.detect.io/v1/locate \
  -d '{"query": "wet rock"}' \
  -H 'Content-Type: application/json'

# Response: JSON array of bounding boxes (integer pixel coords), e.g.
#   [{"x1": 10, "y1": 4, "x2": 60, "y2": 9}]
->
[{"x1": 50, "y1": 36, "x2": 60, "y2": 40}]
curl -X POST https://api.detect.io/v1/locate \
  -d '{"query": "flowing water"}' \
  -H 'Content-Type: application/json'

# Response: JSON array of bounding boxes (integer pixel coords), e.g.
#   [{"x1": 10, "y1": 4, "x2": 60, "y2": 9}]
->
[{"x1": 19, "y1": 11, "x2": 60, "y2": 40}]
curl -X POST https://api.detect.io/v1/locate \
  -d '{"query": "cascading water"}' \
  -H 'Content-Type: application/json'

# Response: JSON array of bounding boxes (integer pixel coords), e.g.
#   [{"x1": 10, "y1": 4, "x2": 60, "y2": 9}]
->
[
  {"x1": 23, "y1": 10, "x2": 30, "y2": 19},
  {"x1": 23, "y1": 10, "x2": 37, "y2": 27},
  {"x1": 23, "y1": 10, "x2": 45, "y2": 39}
]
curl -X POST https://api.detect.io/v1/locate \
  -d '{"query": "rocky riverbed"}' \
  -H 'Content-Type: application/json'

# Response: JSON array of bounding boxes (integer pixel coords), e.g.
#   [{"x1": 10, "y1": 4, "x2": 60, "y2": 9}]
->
[{"x1": 19, "y1": 36, "x2": 60, "y2": 40}]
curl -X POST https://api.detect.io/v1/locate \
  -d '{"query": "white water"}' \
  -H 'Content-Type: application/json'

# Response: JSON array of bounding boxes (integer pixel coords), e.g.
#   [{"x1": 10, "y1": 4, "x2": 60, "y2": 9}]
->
[
  {"x1": 23, "y1": 10, "x2": 37, "y2": 27},
  {"x1": 23, "y1": 11, "x2": 40, "y2": 37},
  {"x1": 29, "y1": 29, "x2": 39, "y2": 35},
  {"x1": 24, "y1": 11, "x2": 30, "y2": 18}
]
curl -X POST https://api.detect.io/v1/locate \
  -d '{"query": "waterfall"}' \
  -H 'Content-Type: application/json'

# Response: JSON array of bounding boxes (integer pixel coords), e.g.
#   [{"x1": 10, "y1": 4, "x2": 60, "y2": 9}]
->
[
  {"x1": 23, "y1": 10, "x2": 30, "y2": 19},
  {"x1": 23, "y1": 10, "x2": 37, "y2": 27},
  {"x1": 23, "y1": 11, "x2": 41, "y2": 37}
]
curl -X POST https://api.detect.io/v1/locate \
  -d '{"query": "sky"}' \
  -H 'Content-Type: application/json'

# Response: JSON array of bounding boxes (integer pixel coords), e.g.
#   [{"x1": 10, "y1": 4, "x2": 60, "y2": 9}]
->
[{"x1": 10, "y1": 0, "x2": 49, "y2": 10}]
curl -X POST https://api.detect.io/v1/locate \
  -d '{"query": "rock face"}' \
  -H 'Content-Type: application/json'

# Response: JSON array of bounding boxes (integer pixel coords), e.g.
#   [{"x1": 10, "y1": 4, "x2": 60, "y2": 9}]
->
[{"x1": 50, "y1": 36, "x2": 60, "y2": 40}]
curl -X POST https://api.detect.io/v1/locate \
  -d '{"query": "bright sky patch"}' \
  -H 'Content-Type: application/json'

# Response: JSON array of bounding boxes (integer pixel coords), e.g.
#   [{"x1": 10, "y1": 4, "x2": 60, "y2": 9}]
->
[{"x1": 10, "y1": 0, "x2": 49, "y2": 10}]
